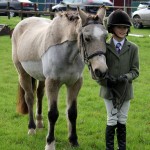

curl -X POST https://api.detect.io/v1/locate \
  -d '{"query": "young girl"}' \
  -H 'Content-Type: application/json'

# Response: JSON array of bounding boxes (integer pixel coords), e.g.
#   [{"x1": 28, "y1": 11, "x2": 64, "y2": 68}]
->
[{"x1": 98, "y1": 9, "x2": 139, "y2": 150}]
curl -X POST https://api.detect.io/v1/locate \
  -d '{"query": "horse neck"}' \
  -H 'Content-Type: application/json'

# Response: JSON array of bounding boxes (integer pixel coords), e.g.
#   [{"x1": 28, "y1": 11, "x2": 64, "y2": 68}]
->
[
  {"x1": 46, "y1": 16, "x2": 81, "y2": 63},
  {"x1": 52, "y1": 16, "x2": 79, "y2": 40}
]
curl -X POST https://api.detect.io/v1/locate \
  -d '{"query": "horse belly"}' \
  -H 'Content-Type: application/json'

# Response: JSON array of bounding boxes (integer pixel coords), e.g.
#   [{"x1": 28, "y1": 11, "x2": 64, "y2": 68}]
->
[{"x1": 21, "y1": 60, "x2": 45, "y2": 81}]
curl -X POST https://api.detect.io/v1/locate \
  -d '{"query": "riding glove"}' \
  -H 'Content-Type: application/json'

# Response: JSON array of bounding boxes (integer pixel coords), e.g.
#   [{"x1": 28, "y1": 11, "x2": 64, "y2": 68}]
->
[
  {"x1": 117, "y1": 75, "x2": 128, "y2": 82},
  {"x1": 107, "y1": 75, "x2": 117, "y2": 88}
]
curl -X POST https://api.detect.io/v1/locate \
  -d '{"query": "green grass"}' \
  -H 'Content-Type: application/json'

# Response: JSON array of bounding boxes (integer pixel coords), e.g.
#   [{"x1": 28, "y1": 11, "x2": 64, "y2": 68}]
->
[
  {"x1": 0, "y1": 16, "x2": 150, "y2": 150},
  {"x1": 0, "y1": 16, "x2": 21, "y2": 29}
]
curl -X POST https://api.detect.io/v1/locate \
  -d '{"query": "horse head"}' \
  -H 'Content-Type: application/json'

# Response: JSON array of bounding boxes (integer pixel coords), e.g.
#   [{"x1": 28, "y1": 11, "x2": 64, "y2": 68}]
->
[{"x1": 77, "y1": 6, "x2": 108, "y2": 80}]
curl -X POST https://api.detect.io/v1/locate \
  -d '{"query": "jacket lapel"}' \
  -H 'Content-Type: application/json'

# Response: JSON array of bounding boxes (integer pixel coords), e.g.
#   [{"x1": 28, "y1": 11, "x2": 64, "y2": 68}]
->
[
  {"x1": 107, "y1": 38, "x2": 119, "y2": 58},
  {"x1": 120, "y1": 39, "x2": 131, "y2": 55},
  {"x1": 107, "y1": 38, "x2": 131, "y2": 57}
]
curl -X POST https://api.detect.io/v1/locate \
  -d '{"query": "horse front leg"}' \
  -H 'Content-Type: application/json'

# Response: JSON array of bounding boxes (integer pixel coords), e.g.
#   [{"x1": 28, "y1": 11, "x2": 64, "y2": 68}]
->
[
  {"x1": 36, "y1": 81, "x2": 45, "y2": 129},
  {"x1": 67, "y1": 77, "x2": 83, "y2": 147},
  {"x1": 45, "y1": 78, "x2": 61, "y2": 150}
]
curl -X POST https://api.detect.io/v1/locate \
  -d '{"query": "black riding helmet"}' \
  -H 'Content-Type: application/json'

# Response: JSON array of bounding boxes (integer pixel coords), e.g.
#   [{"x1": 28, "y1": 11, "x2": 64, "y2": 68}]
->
[{"x1": 107, "y1": 9, "x2": 132, "y2": 34}]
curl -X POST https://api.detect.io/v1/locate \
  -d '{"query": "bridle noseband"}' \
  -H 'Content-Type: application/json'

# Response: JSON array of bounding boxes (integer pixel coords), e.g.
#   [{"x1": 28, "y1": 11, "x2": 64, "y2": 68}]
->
[{"x1": 87, "y1": 51, "x2": 106, "y2": 60}]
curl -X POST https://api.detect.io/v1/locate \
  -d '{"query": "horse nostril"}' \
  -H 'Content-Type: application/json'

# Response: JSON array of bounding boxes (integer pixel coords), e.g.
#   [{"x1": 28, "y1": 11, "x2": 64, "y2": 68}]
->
[
  {"x1": 95, "y1": 69, "x2": 107, "y2": 78},
  {"x1": 95, "y1": 69, "x2": 102, "y2": 78}
]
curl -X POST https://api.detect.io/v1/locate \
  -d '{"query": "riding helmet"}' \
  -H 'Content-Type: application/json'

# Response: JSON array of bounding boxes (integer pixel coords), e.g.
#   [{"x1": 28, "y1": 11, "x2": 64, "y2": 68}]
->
[{"x1": 107, "y1": 9, "x2": 132, "y2": 33}]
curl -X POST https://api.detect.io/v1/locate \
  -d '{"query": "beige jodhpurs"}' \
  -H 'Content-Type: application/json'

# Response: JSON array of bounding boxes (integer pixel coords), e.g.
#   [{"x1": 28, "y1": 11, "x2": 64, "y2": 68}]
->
[{"x1": 104, "y1": 99, "x2": 130, "y2": 126}]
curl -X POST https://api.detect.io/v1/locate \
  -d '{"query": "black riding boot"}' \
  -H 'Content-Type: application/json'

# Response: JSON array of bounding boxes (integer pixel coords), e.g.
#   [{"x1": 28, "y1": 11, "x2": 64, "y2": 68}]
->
[
  {"x1": 106, "y1": 125, "x2": 116, "y2": 150},
  {"x1": 117, "y1": 122, "x2": 126, "y2": 150}
]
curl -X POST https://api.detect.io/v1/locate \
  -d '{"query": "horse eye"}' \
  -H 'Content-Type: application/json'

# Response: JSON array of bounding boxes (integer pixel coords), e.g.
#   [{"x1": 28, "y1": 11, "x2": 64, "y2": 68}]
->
[{"x1": 84, "y1": 36, "x2": 91, "y2": 42}]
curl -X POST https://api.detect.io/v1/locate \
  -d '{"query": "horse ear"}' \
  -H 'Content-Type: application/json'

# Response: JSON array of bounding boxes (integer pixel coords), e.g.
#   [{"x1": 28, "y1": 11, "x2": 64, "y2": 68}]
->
[
  {"x1": 77, "y1": 7, "x2": 88, "y2": 26},
  {"x1": 97, "y1": 5, "x2": 106, "y2": 22}
]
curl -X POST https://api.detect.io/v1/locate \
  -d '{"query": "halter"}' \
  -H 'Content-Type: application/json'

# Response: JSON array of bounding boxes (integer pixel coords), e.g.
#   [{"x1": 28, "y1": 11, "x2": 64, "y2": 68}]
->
[{"x1": 79, "y1": 21, "x2": 106, "y2": 78}]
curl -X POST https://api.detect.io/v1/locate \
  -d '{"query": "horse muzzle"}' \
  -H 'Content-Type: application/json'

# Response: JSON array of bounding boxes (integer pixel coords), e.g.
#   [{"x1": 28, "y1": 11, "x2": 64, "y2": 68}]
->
[
  {"x1": 95, "y1": 68, "x2": 108, "y2": 79},
  {"x1": 90, "y1": 66, "x2": 108, "y2": 80}
]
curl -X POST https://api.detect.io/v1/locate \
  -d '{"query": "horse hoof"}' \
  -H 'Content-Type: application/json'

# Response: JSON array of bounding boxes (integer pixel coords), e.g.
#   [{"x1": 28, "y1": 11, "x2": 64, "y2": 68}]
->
[
  {"x1": 36, "y1": 120, "x2": 44, "y2": 129},
  {"x1": 45, "y1": 141, "x2": 55, "y2": 150},
  {"x1": 28, "y1": 128, "x2": 36, "y2": 135}
]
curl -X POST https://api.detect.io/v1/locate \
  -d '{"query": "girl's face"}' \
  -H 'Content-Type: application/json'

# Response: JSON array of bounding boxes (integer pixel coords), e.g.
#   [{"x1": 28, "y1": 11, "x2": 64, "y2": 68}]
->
[{"x1": 113, "y1": 25, "x2": 129, "y2": 41}]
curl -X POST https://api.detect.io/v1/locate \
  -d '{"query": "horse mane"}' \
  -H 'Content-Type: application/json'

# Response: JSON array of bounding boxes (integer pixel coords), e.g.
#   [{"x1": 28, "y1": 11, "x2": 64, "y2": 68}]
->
[
  {"x1": 59, "y1": 11, "x2": 79, "y2": 21},
  {"x1": 56, "y1": 11, "x2": 101, "y2": 22}
]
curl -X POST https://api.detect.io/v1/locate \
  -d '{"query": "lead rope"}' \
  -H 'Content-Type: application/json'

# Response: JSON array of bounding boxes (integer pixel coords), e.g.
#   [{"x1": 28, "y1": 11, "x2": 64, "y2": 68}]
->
[{"x1": 110, "y1": 79, "x2": 128, "y2": 116}]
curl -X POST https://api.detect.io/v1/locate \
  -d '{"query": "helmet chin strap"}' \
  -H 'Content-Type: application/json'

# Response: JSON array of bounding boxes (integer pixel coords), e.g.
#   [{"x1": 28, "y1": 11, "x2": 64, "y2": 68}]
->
[
  {"x1": 113, "y1": 32, "x2": 120, "y2": 38},
  {"x1": 113, "y1": 32, "x2": 123, "y2": 40},
  {"x1": 112, "y1": 28, "x2": 129, "y2": 39},
  {"x1": 112, "y1": 30, "x2": 128, "y2": 40}
]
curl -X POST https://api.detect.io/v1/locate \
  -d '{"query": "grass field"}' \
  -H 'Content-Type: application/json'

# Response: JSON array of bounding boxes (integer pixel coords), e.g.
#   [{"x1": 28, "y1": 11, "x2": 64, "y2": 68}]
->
[{"x1": 0, "y1": 16, "x2": 150, "y2": 150}]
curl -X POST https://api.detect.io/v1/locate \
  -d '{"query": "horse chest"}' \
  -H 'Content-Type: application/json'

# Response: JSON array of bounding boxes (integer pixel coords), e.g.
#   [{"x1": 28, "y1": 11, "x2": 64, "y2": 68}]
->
[{"x1": 42, "y1": 41, "x2": 84, "y2": 83}]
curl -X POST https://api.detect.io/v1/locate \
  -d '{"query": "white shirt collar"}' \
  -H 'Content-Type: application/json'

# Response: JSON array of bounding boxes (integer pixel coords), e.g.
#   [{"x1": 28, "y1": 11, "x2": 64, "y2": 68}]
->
[{"x1": 113, "y1": 38, "x2": 125, "y2": 49}]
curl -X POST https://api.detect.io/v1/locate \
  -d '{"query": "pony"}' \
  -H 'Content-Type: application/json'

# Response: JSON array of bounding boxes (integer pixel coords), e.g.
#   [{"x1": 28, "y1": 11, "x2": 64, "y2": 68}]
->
[{"x1": 12, "y1": 6, "x2": 108, "y2": 150}]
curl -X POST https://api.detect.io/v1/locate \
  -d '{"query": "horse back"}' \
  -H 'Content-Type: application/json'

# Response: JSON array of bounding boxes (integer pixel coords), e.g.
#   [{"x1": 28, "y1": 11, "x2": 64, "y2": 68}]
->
[{"x1": 12, "y1": 17, "x2": 52, "y2": 62}]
